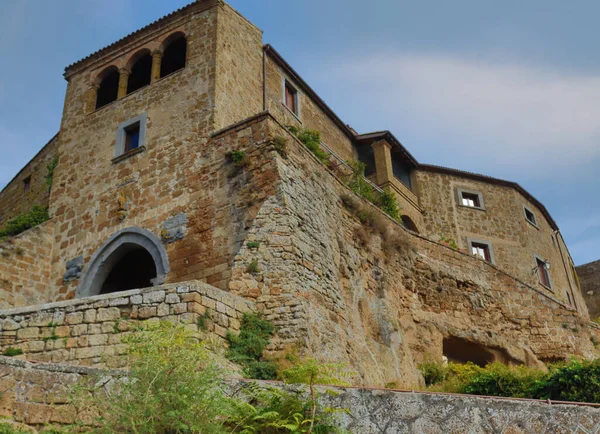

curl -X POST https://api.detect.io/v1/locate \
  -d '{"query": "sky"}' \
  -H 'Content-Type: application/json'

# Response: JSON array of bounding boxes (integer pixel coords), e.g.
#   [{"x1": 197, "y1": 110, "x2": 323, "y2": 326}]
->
[{"x1": 0, "y1": 0, "x2": 599, "y2": 265}]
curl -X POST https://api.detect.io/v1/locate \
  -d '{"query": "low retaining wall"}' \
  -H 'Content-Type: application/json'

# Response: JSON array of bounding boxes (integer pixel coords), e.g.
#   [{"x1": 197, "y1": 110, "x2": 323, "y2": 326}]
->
[
  {"x1": 1, "y1": 356, "x2": 599, "y2": 433},
  {"x1": 0, "y1": 281, "x2": 255, "y2": 367}
]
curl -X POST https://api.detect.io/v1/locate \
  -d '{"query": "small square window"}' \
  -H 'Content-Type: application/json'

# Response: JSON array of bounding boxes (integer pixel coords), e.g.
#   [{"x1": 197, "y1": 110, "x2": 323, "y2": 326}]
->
[
  {"x1": 457, "y1": 188, "x2": 484, "y2": 209},
  {"x1": 23, "y1": 176, "x2": 31, "y2": 193},
  {"x1": 524, "y1": 206, "x2": 537, "y2": 226},
  {"x1": 471, "y1": 242, "x2": 492, "y2": 262},
  {"x1": 124, "y1": 123, "x2": 141, "y2": 152},
  {"x1": 114, "y1": 113, "x2": 147, "y2": 162},
  {"x1": 283, "y1": 80, "x2": 299, "y2": 116},
  {"x1": 462, "y1": 192, "x2": 480, "y2": 208},
  {"x1": 535, "y1": 256, "x2": 551, "y2": 288}
]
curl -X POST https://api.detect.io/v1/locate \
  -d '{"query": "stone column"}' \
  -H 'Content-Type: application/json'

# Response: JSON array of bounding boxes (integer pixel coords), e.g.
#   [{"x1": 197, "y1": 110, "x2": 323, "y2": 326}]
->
[
  {"x1": 372, "y1": 140, "x2": 393, "y2": 186},
  {"x1": 87, "y1": 83, "x2": 99, "y2": 113},
  {"x1": 117, "y1": 68, "x2": 130, "y2": 99},
  {"x1": 151, "y1": 50, "x2": 163, "y2": 83}
]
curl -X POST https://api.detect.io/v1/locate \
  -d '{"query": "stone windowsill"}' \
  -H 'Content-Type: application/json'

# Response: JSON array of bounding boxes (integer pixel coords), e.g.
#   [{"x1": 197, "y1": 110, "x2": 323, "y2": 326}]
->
[{"x1": 111, "y1": 146, "x2": 146, "y2": 164}]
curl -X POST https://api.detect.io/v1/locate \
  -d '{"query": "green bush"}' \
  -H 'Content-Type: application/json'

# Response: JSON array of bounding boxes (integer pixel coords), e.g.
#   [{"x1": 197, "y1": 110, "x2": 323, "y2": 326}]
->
[
  {"x1": 418, "y1": 361, "x2": 448, "y2": 386},
  {"x1": 70, "y1": 322, "x2": 233, "y2": 434},
  {"x1": 419, "y1": 359, "x2": 600, "y2": 404},
  {"x1": 228, "y1": 150, "x2": 248, "y2": 167},
  {"x1": 45, "y1": 156, "x2": 59, "y2": 189},
  {"x1": 0, "y1": 205, "x2": 49, "y2": 238},
  {"x1": 288, "y1": 126, "x2": 329, "y2": 164},
  {"x1": 0, "y1": 422, "x2": 32, "y2": 433},
  {"x1": 226, "y1": 313, "x2": 277, "y2": 380},
  {"x1": 345, "y1": 160, "x2": 376, "y2": 204},
  {"x1": 460, "y1": 363, "x2": 546, "y2": 398},
  {"x1": 538, "y1": 359, "x2": 600, "y2": 403},
  {"x1": 2, "y1": 347, "x2": 23, "y2": 357},
  {"x1": 377, "y1": 190, "x2": 401, "y2": 222}
]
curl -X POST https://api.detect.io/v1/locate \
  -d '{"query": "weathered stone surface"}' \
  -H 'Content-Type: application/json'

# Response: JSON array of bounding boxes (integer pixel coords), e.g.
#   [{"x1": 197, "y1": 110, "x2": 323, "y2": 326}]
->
[
  {"x1": 1, "y1": 357, "x2": 599, "y2": 433},
  {"x1": 579, "y1": 260, "x2": 600, "y2": 318},
  {"x1": 0, "y1": 283, "x2": 255, "y2": 367}
]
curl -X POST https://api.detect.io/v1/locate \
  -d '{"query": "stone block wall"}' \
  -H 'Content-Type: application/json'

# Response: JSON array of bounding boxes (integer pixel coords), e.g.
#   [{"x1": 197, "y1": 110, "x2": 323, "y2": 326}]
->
[
  {"x1": 415, "y1": 168, "x2": 583, "y2": 311},
  {"x1": 226, "y1": 116, "x2": 600, "y2": 387},
  {"x1": 579, "y1": 259, "x2": 600, "y2": 319},
  {"x1": 0, "y1": 221, "x2": 54, "y2": 309},
  {"x1": 0, "y1": 281, "x2": 255, "y2": 367},
  {"x1": 0, "y1": 135, "x2": 57, "y2": 226},
  {"x1": 1, "y1": 356, "x2": 600, "y2": 433}
]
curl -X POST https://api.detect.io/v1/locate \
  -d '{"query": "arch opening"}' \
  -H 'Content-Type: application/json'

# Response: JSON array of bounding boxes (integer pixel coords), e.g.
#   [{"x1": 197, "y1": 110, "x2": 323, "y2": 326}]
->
[
  {"x1": 401, "y1": 215, "x2": 419, "y2": 233},
  {"x1": 95, "y1": 67, "x2": 119, "y2": 109},
  {"x1": 443, "y1": 336, "x2": 519, "y2": 367},
  {"x1": 127, "y1": 52, "x2": 152, "y2": 94},
  {"x1": 100, "y1": 244, "x2": 157, "y2": 294},
  {"x1": 76, "y1": 227, "x2": 169, "y2": 298},
  {"x1": 160, "y1": 34, "x2": 187, "y2": 78}
]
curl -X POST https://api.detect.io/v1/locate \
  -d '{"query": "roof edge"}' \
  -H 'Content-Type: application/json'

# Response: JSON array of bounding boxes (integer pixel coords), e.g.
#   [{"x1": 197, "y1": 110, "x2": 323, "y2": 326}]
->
[
  {"x1": 263, "y1": 44, "x2": 356, "y2": 142},
  {"x1": 418, "y1": 164, "x2": 559, "y2": 231},
  {"x1": 63, "y1": 0, "x2": 218, "y2": 79},
  {"x1": 356, "y1": 130, "x2": 419, "y2": 167},
  {"x1": 0, "y1": 133, "x2": 59, "y2": 196}
]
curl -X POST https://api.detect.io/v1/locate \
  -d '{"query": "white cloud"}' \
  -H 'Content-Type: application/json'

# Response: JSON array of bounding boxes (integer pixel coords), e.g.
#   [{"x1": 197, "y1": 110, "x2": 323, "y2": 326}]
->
[{"x1": 325, "y1": 53, "x2": 600, "y2": 176}]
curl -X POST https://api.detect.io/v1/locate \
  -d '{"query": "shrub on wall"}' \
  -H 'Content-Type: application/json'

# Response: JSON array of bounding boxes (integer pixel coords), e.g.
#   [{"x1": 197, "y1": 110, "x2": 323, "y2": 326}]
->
[
  {"x1": 0, "y1": 205, "x2": 49, "y2": 238},
  {"x1": 287, "y1": 126, "x2": 330, "y2": 164},
  {"x1": 418, "y1": 359, "x2": 600, "y2": 403},
  {"x1": 57, "y1": 322, "x2": 347, "y2": 433},
  {"x1": 226, "y1": 313, "x2": 278, "y2": 380}
]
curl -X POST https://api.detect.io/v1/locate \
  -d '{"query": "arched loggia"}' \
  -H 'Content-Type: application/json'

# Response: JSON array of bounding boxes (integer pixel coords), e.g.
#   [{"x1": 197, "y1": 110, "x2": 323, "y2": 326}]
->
[{"x1": 75, "y1": 227, "x2": 170, "y2": 298}]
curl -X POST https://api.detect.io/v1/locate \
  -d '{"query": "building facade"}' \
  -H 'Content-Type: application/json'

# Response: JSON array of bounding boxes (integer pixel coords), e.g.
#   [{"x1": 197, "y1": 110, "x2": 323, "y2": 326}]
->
[{"x1": 0, "y1": 0, "x2": 594, "y2": 384}]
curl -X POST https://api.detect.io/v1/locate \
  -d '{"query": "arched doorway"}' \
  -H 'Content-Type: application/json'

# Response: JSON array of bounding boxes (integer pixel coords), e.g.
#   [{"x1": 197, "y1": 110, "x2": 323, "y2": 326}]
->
[{"x1": 75, "y1": 227, "x2": 169, "y2": 298}]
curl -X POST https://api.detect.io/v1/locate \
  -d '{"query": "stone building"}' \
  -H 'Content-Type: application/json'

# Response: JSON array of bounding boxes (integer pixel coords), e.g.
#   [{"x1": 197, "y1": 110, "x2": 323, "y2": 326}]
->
[
  {"x1": 578, "y1": 259, "x2": 600, "y2": 319},
  {"x1": 0, "y1": 0, "x2": 596, "y2": 386}
]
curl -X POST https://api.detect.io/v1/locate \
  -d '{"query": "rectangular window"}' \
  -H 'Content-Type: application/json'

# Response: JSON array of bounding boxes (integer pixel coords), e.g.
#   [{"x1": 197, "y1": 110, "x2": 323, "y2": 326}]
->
[
  {"x1": 524, "y1": 206, "x2": 537, "y2": 226},
  {"x1": 471, "y1": 242, "x2": 492, "y2": 262},
  {"x1": 114, "y1": 113, "x2": 147, "y2": 162},
  {"x1": 462, "y1": 192, "x2": 480, "y2": 208},
  {"x1": 565, "y1": 290, "x2": 572, "y2": 307},
  {"x1": 23, "y1": 176, "x2": 31, "y2": 193},
  {"x1": 284, "y1": 80, "x2": 298, "y2": 115},
  {"x1": 124, "y1": 123, "x2": 141, "y2": 152},
  {"x1": 457, "y1": 188, "x2": 484, "y2": 209},
  {"x1": 536, "y1": 257, "x2": 551, "y2": 288}
]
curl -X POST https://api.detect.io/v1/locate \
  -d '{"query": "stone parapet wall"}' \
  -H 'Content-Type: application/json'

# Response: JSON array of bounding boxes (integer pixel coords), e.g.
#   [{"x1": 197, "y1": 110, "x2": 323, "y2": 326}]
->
[
  {"x1": 0, "y1": 281, "x2": 255, "y2": 367},
  {"x1": 1, "y1": 356, "x2": 600, "y2": 432},
  {"x1": 0, "y1": 221, "x2": 54, "y2": 310}
]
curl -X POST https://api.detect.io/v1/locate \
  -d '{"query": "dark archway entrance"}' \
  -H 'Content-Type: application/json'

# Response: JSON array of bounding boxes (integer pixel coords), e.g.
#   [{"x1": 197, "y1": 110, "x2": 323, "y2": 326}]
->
[
  {"x1": 76, "y1": 227, "x2": 170, "y2": 298},
  {"x1": 100, "y1": 245, "x2": 157, "y2": 294}
]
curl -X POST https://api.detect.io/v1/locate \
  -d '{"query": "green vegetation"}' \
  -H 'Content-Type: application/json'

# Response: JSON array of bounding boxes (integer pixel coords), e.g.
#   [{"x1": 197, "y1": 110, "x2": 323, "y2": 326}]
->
[
  {"x1": 246, "y1": 259, "x2": 260, "y2": 274},
  {"x1": 247, "y1": 241, "x2": 260, "y2": 249},
  {"x1": 418, "y1": 359, "x2": 600, "y2": 403},
  {"x1": 226, "y1": 313, "x2": 277, "y2": 380},
  {"x1": 57, "y1": 322, "x2": 346, "y2": 433},
  {"x1": 271, "y1": 136, "x2": 288, "y2": 158},
  {"x1": 438, "y1": 235, "x2": 460, "y2": 251},
  {"x1": 0, "y1": 423, "x2": 32, "y2": 434},
  {"x1": 45, "y1": 156, "x2": 59, "y2": 189},
  {"x1": 287, "y1": 126, "x2": 329, "y2": 164},
  {"x1": 0, "y1": 205, "x2": 49, "y2": 238},
  {"x1": 197, "y1": 311, "x2": 211, "y2": 331},
  {"x1": 345, "y1": 160, "x2": 401, "y2": 222},
  {"x1": 2, "y1": 347, "x2": 23, "y2": 357}
]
